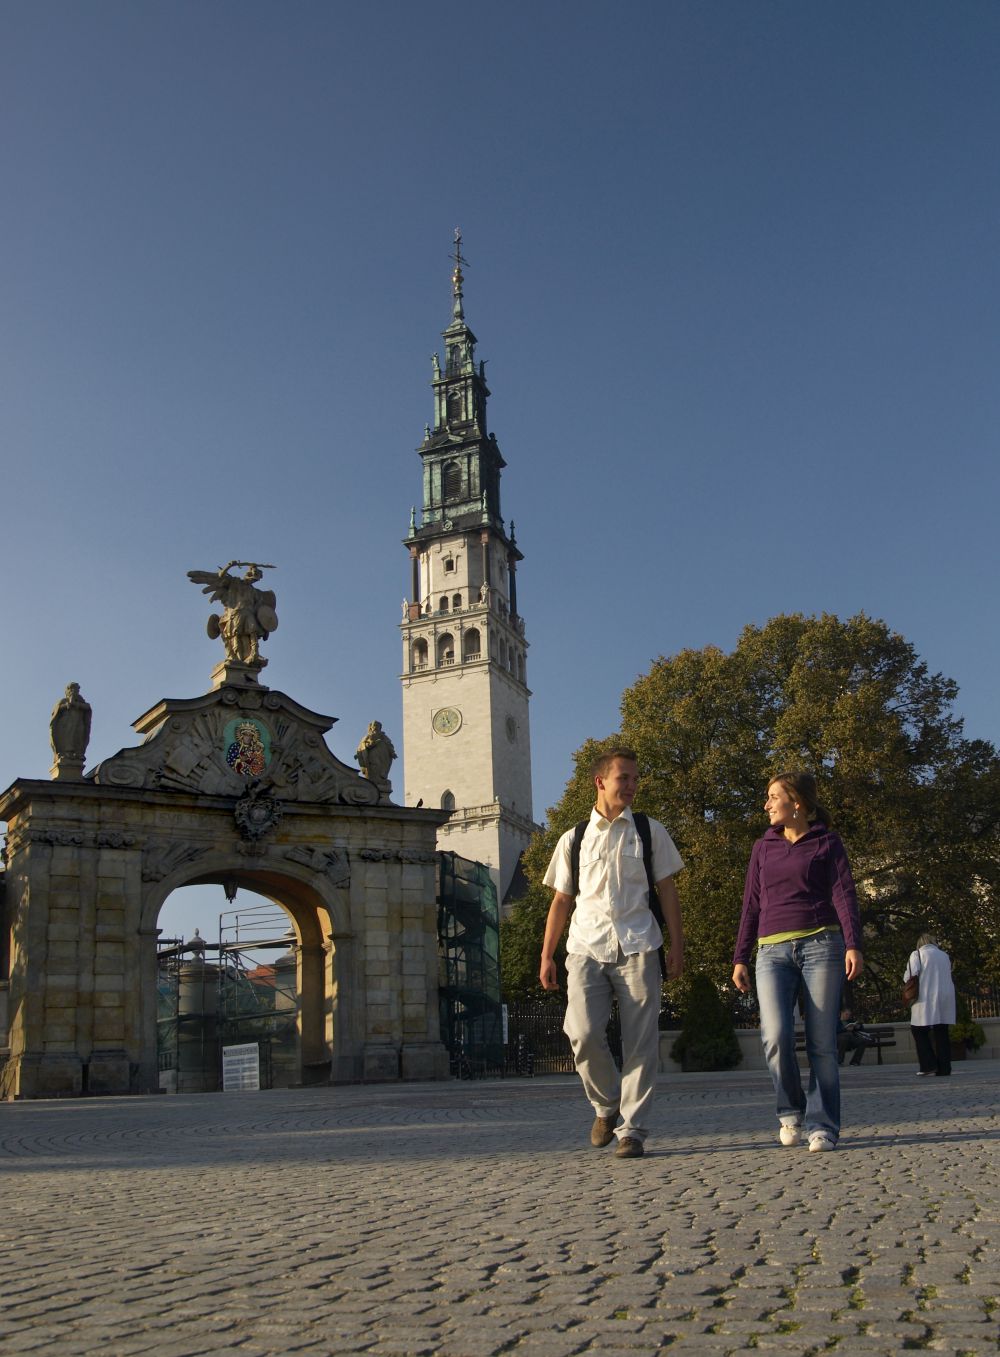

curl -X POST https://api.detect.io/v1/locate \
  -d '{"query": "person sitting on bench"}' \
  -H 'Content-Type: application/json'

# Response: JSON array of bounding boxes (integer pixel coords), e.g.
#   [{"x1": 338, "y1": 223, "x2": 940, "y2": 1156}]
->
[{"x1": 837, "y1": 1007, "x2": 874, "y2": 1066}]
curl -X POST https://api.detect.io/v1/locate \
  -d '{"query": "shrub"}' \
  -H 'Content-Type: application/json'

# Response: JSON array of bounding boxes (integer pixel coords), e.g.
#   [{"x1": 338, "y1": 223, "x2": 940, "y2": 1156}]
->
[
  {"x1": 670, "y1": 972, "x2": 743, "y2": 1071},
  {"x1": 949, "y1": 1019, "x2": 986, "y2": 1051}
]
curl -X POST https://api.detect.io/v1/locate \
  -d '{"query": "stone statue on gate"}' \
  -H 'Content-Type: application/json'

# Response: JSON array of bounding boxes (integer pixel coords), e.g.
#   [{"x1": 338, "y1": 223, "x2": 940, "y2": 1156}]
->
[
  {"x1": 187, "y1": 561, "x2": 278, "y2": 670},
  {"x1": 50, "y1": 682, "x2": 92, "y2": 780},
  {"x1": 355, "y1": 721, "x2": 396, "y2": 801}
]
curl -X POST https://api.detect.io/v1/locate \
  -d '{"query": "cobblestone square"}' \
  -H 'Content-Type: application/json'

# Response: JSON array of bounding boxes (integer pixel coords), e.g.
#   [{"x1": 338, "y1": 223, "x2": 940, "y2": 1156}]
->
[{"x1": 2, "y1": 1061, "x2": 998, "y2": 1355}]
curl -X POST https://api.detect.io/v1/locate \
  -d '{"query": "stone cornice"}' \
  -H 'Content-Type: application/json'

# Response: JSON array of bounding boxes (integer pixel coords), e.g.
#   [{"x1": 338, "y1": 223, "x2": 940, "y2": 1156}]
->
[
  {"x1": 0, "y1": 778, "x2": 450, "y2": 829},
  {"x1": 440, "y1": 803, "x2": 539, "y2": 837},
  {"x1": 131, "y1": 685, "x2": 337, "y2": 738}
]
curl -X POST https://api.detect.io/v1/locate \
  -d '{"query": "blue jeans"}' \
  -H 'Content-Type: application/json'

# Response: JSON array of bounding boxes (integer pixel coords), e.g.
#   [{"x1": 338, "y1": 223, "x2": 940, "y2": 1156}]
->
[{"x1": 755, "y1": 931, "x2": 845, "y2": 1141}]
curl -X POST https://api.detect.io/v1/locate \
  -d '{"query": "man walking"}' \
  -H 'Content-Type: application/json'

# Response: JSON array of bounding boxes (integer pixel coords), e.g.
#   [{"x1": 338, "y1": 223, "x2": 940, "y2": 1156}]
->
[{"x1": 540, "y1": 748, "x2": 684, "y2": 1158}]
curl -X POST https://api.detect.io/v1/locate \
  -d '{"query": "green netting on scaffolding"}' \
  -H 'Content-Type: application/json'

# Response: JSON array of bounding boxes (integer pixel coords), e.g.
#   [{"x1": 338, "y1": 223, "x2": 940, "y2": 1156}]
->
[{"x1": 437, "y1": 852, "x2": 503, "y2": 1076}]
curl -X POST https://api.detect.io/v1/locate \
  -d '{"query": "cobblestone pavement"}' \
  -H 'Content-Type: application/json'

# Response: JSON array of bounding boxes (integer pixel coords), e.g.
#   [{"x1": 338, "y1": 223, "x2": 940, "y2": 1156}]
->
[{"x1": 2, "y1": 1061, "x2": 999, "y2": 1357}]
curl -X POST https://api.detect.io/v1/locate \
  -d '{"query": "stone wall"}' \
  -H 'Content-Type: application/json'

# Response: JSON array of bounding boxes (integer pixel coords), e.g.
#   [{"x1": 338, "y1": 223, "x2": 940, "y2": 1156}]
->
[{"x1": 659, "y1": 1017, "x2": 1000, "y2": 1073}]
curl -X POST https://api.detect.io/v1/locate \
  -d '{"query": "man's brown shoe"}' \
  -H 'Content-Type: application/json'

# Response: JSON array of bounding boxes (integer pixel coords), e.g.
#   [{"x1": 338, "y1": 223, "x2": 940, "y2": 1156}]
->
[
  {"x1": 590, "y1": 1113, "x2": 619, "y2": 1147},
  {"x1": 615, "y1": 1136, "x2": 644, "y2": 1159}
]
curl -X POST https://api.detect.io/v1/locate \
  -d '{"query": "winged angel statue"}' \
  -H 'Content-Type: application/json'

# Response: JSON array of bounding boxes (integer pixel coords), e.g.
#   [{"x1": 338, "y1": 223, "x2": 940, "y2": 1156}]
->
[{"x1": 187, "y1": 561, "x2": 278, "y2": 668}]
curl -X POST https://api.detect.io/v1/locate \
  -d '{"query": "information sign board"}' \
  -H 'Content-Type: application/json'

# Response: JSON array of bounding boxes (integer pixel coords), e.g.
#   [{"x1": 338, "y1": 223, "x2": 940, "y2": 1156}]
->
[{"x1": 222, "y1": 1042, "x2": 260, "y2": 1091}]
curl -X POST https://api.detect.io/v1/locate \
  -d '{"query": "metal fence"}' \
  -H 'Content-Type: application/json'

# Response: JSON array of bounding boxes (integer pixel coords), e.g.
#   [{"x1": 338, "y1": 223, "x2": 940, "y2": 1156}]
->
[
  {"x1": 725, "y1": 983, "x2": 1000, "y2": 1029},
  {"x1": 968, "y1": 985, "x2": 1000, "y2": 1021},
  {"x1": 502, "y1": 1000, "x2": 623, "y2": 1076}
]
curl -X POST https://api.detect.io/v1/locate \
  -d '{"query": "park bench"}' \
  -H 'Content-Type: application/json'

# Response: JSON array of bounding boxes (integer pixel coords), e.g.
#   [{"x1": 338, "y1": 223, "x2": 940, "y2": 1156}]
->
[{"x1": 795, "y1": 1025, "x2": 897, "y2": 1065}]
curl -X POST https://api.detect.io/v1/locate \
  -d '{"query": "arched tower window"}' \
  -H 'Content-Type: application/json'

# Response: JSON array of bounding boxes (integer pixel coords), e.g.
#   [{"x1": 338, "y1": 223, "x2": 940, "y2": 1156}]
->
[
  {"x1": 438, "y1": 596, "x2": 449, "y2": 613},
  {"x1": 517, "y1": 652, "x2": 525, "y2": 683},
  {"x1": 442, "y1": 461, "x2": 461, "y2": 500},
  {"x1": 437, "y1": 633, "x2": 455, "y2": 666},
  {"x1": 446, "y1": 391, "x2": 463, "y2": 425},
  {"x1": 441, "y1": 790, "x2": 456, "y2": 813},
  {"x1": 463, "y1": 628, "x2": 481, "y2": 661},
  {"x1": 411, "y1": 638, "x2": 428, "y2": 671},
  {"x1": 452, "y1": 592, "x2": 462, "y2": 610}
]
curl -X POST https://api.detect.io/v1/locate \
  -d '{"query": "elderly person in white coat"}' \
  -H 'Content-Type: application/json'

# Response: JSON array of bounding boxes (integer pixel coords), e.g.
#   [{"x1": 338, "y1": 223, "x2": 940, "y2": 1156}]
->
[{"x1": 905, "y1": 934, "x2": 957, "y2": 1076}]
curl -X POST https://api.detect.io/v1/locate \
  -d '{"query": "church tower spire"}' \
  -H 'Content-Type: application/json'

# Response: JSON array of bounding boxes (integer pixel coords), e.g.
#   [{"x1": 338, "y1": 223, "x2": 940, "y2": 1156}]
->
[{"x1": 400, "y1": 234, "x2": 534, "y2": 906}]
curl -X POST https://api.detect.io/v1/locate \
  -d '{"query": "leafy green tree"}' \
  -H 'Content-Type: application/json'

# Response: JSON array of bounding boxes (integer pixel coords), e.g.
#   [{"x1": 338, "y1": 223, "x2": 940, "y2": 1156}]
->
[{"x1": 502, "y1": 614, "x2": 1000, "y2": 1013}]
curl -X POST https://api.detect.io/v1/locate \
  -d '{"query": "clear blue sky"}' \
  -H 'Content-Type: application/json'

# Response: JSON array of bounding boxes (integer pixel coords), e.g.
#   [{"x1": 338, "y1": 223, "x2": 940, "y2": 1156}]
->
[{"x1": 3, "y1": 2, "x2": 998, "y2": 943}]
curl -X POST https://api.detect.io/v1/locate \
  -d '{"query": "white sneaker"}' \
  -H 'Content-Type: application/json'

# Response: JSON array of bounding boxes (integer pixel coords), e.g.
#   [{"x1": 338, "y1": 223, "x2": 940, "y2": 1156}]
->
[
  {"x1": 808, "y1": 1132, "x2": 836, "y2": 1153},
  {"x1": 778, "y1": 1124, "x2": 803, "y2": 1147}
]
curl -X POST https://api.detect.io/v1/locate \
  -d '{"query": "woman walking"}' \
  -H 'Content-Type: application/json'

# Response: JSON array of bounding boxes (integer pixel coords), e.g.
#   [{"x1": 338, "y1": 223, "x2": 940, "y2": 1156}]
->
[
  {"x1": 732, "y1": 772, "x2": 864, "y2": 1152},
  {"x1": 905, "y1": 935, "x2": 956, "y2": 1076}
]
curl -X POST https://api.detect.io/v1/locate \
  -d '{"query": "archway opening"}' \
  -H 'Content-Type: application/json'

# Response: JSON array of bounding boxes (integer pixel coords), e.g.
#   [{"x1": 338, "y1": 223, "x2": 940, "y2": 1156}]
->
[{"x1": 156, "y1": 883, "x2": 313, "y2": 1094}]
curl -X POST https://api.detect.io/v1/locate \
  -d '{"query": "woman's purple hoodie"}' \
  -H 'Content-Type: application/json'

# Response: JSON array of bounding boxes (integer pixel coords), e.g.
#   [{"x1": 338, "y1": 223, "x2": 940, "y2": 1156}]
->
[{"x1": 733, "y1": 822, "x2": 863, "y2": 966}]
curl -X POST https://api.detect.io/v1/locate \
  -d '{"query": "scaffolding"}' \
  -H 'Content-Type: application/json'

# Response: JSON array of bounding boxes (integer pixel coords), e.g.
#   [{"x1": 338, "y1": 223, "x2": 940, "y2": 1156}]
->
[
  {"x1": 437, "y1": 853, "x2": 503, "y2": 1077},
  {"x1": 218, "y1": 902, "x2": 300, "y2": 1089},
  {"x1": 156, "y1": 934, "x2": 223, "y2": 1093},
  {"x1": 155, "y1": 903, "x2": 299, "y2": 1091}
]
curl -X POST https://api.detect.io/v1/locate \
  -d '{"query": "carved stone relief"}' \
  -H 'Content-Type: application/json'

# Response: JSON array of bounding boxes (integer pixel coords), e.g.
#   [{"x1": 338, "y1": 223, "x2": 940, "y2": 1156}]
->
[
  {"x1": 24, "y1": 829, "x2": 86, "y2": 847},
  {"x1": 234, "y1": 785, "x2": 284, "y2": 841},
  {"x1": 95, "y1": 832, "x2": 138, "y2": 849},
  {"x1": 283, "y1": 845, "x2": 351, "y2": 887},
  {"x1": 359, "y1": 848, "x2": 437, "y2": 864},
  {"x1": 90, "y1": 686, "x2": 383, "y2": 806},
  {"x1": 142, "y1": 841, "x2": 211, "y2": 883}
]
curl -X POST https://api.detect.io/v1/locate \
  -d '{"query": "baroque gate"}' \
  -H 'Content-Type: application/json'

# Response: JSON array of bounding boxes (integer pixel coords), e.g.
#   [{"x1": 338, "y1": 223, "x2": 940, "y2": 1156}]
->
[{"x1": 0, "y1": 673, "x2": 450, "y2": 1099}]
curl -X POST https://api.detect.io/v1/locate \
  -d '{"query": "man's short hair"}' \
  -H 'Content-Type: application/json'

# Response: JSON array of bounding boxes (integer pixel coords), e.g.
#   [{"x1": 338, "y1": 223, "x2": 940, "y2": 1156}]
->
[{"x1": 590, "y1": 746, "x2": 638, "y2": 781}]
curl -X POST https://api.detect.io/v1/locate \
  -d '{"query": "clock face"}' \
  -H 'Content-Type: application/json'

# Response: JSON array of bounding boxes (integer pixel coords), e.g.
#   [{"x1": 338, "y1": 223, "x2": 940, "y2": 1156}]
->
[{"x1": 432, "y1": 706, "x2": 463, "y2": 736}]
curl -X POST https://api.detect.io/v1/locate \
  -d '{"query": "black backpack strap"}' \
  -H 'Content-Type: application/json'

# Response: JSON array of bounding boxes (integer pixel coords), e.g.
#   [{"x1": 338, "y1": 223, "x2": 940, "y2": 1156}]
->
[
  {"x1": 633, "y1": 812, "x2": 667, "y2": 981},
  {"x1": 569, "y1": 819, "x2": 588, "y2": 898}
]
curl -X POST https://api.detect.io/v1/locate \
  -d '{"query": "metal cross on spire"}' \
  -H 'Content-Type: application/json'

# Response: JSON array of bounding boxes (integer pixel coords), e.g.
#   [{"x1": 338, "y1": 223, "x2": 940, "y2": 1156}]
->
[{"x1": 450, "y1": 227, "x2": 469, "y2": 319}]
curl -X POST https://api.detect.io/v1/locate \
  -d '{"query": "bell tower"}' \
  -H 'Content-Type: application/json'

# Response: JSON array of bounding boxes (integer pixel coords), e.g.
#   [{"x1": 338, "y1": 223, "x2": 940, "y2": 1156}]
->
[{"x1": 400, "y1": 233, "x2": 535, "y2": 905}]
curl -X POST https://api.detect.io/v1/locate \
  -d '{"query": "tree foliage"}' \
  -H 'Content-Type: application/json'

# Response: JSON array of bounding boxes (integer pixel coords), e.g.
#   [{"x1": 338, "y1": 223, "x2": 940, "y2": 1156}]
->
[{"x1": 502, "y1": 614, "x2": 1000, "y2": 1013}]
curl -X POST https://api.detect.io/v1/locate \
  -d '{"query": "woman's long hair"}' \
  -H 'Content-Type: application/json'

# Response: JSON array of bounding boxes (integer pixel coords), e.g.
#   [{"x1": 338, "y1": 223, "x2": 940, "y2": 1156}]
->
[{"x1": 769, "y1": 770, "x2": 831, "y2": 827}]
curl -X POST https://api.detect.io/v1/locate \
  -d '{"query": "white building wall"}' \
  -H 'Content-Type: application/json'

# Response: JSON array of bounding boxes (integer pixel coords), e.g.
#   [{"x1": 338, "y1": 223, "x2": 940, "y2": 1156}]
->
[{"x1": 401, "y1": 546, "x2": 534, "y2": 905}]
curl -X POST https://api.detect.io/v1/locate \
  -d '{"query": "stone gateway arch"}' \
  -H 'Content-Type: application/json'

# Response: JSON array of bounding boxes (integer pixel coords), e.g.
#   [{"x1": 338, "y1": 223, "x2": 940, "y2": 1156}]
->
[{"x1": 0, "y1": 674, "x2": 450, "y2": 1099}]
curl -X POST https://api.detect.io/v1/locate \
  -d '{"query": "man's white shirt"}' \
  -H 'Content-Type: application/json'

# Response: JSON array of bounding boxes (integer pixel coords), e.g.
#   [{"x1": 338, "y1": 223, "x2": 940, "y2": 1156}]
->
[{"x1": 543, "y1": 807, "x2": 684, "y2": 962}]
